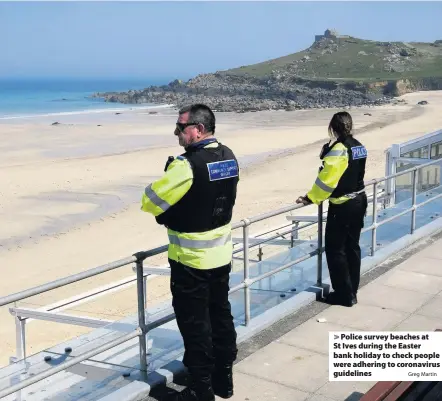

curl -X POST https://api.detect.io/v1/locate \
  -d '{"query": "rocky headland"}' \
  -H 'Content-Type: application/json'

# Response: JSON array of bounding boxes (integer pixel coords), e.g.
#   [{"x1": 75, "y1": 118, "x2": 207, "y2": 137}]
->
[{"x1": 92, "y1": 30, "x2": 442, "y2": 112}]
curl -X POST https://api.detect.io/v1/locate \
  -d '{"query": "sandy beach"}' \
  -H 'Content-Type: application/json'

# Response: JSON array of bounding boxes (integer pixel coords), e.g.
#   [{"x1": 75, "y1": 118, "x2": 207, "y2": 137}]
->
[{"x1": 0, "y1": 91, "x2": 441, "y2": 366}]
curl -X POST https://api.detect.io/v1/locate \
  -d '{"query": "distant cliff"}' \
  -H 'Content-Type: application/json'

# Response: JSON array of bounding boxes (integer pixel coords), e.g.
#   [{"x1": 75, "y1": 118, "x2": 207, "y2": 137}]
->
[
  {"x1": 385, "y1": 77, "x2": 442, "y2": 96},
  {"x1": 92, "y1": 31, "x2": 442, "y2": 112}
]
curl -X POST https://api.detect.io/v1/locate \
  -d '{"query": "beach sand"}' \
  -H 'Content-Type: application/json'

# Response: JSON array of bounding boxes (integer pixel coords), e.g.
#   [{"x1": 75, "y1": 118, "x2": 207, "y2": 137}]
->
[{"x1": 0, "y1": 91, "x2": 441, "y2": 366}]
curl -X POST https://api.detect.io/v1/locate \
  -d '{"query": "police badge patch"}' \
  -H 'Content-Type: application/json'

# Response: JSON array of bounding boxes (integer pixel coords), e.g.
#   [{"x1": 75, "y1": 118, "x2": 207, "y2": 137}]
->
[
  {"x1": 207, "y1": 159, "x2": 239, "y2": 181},
  {"x1": 351, "y1": 146, "x2": 367, "y2": 160}
]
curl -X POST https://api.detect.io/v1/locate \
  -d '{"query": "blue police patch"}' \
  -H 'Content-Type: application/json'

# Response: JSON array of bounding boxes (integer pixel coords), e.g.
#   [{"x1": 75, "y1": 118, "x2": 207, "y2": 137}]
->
[
  {"x1": 177, "y1": 156, "x2": 186, "y2": 160},
  {"x1": 351, "y1": 146, "x2": 367, "y2": 160},
  {"x1": 207, "y1": 159, "x2": 239, "y2": 181}
]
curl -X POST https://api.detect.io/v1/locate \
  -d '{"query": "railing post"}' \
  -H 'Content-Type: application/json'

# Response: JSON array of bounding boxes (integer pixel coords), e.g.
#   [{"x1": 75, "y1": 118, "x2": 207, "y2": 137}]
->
[
  {"x1": 257, "y1": 245, "x2": 263, "y2": 261},
  {"x1": 242, "y1": 220, "x2": 251, "y2": 326},
  {"x1": 316, "y1": 203, "x2": 323, "y2": 286},
  {"x1": 411, "y1": 169, "x2": 418, "y2": 234},
  {"x1": 291, "y1": 222, "x2": 299, "y2": 248},
  {"x1": 10, "y1": 310, "x2": 27, "y2": 400},
  {"x1": 371, "y1": 182, "x2": 378, "y2": 256},
  {"x1": 136, "y1": 260, "x2": 148, "y2": 380},
  {"x1": 143, "y1": 275, "x2": 148, "y2": 309},
  {"x1": 14, "y1": 313, "x2": 26, "y2": 362}
]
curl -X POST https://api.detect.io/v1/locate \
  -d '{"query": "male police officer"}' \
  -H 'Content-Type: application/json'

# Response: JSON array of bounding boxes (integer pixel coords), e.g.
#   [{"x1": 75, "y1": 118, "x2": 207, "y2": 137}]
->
[
  {"x1": 141, "y1": 104, "x2": 239, "y2": 401},
  {"x1": 297, "y1": 111, "x2": 368, "y2": 307}
]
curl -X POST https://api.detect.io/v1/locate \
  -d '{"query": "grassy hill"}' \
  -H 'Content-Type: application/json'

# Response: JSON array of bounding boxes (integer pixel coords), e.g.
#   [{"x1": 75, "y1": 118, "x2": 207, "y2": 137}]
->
[
  {"x1": 95, "y1": 32, "x2": 442, "y2": 112},
  {"x1": 221, "y1": 35, "x2": 442, "y2": 82}
]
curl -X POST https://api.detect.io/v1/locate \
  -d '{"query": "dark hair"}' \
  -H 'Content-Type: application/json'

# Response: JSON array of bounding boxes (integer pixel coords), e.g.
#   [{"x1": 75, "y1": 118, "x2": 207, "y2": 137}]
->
[
  {"x1": 328, "y1": 111, "x2": 353, "y2": 139},
  {"x1": 178, "y1": 103, "x2": 216, "y2": 134}
]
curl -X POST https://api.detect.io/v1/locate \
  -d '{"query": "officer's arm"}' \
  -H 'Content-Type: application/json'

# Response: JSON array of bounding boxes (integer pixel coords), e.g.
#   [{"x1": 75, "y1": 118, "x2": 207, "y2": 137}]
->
[
  {"x1": 141, "y1": 157, "x2": 193, "y2": 216},
  {"x1": 307, "y1": 144, "x2": 348, "y2": 205}
]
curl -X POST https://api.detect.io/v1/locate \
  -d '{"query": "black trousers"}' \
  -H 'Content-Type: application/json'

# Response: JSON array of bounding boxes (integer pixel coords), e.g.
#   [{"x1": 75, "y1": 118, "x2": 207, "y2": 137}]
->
[
  {"x1": 169, "y1": 259, "x2": 238, "y2": 378},
  {"x1": 325, "y1": 192, "x2": 368, "y2": 301}
]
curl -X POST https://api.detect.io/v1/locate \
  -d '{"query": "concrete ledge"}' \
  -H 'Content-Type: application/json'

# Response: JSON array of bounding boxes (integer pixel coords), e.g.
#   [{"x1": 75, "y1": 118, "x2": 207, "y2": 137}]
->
[
  {"x1": 98, "y1": 380, "x2": 151, "y2": 401},
  {"x1": 235, "y1": 285, "x2": 326, "y2": 344}
]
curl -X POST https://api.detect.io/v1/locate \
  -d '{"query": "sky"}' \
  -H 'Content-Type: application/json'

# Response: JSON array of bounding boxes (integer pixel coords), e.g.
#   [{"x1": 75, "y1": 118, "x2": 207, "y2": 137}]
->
[{"x1": 1, "y1": 1, "x2": 442, "y2": 81}]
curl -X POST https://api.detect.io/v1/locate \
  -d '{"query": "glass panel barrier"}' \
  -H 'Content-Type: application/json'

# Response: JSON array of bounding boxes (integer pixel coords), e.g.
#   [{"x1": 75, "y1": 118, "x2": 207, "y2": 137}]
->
[{"x1": 400, "y1": 145, "x2": 429, "y2": 159}]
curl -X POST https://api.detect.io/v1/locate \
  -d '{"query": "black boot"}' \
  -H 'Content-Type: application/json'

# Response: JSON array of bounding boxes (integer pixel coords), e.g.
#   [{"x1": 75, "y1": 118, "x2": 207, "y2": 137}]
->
[
  {"x1": 351, "y1": 293, "x2": 358, "y2": 306},
  {"x1": 324, "y1": 291, "x2": 355, "y2": 307},
  {"x1": 212, "y1": 365, "x2": 234, "y2": 399},
  {"x1": 165, "y1": 375, "x2": 215, "y2": 401}
]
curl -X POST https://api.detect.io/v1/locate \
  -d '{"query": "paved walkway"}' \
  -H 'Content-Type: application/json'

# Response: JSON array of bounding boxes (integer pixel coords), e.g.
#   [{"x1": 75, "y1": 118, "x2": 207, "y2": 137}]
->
[{"x1": 226, "y1": 237, "x2": 442, "y2": 401}]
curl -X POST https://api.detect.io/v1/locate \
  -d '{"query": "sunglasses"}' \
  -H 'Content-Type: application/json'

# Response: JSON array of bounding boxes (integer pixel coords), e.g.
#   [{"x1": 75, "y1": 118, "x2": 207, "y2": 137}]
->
[{"x1": 175, "y1": 122, "x2": 200, "y2": 133}]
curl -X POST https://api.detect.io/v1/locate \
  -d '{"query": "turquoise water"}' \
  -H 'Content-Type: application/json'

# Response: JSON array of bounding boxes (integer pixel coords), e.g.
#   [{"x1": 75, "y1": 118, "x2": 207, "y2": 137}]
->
[{"x1": 0, "y1": 78, "x2": 169, "y2": 119}]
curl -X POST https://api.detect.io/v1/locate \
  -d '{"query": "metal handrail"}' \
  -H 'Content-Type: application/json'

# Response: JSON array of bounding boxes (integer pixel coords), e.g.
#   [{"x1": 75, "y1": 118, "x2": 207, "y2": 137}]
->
[
  {"x1": 0, "y1": 256, "x2": 136, "y2": 308},
  {"x1": 0, "y1": 245, "x2": 167, "y2": 308},
  {"x1": 368, "y1": 156, "x2": 442, "y2": 185},
  {"x1": 0, "y1": 182, "x2": 389, "y2": 308},
  {"x1": 1, "y1": 156, "x2": 441, "y2": 399},
  {"x1": 0, "y1": 205, "x2": 307, "y2": 308},
  {"x1": 0, "y1": 329, "x2": 142, "y2": 398}
]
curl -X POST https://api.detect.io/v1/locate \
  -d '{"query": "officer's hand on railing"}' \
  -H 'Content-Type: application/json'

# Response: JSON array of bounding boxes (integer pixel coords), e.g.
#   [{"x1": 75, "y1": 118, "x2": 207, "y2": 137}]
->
[{"x1": 296, "y1": 195, "x2": 312, "y2": 206}]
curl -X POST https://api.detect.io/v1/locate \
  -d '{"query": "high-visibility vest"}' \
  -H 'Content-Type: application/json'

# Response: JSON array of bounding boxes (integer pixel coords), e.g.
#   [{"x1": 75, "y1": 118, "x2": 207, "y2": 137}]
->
[
  {"x1": 141, "y1": 139, "x2": 239, "y2": 269},
  {"x1": 308, "y1": 136, "x2": 367, "y2": 205}
]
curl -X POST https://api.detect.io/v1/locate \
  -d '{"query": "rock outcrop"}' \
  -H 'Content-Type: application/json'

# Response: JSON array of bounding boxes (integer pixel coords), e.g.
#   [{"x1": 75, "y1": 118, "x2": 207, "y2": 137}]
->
[{"x1": 92, "y1": 72, "x2": 391, "y2": 113}]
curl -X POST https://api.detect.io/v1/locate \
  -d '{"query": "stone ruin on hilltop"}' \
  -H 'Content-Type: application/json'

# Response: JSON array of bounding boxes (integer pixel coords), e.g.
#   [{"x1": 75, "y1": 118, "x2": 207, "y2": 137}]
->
[{"x1": 315, "y1": 29, "x2": 350, "y2": 42}]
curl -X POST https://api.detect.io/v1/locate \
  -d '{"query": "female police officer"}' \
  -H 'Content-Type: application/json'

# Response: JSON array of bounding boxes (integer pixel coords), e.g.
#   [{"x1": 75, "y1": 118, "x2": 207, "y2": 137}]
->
[{"x1": 296, "y1": 111, "x2": 368, "y2": 307}]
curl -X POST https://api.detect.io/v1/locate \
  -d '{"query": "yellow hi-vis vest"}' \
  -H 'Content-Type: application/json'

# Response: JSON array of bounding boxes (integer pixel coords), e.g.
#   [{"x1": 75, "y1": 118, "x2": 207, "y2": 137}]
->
[
  {"x1": 141, "y1": 143, "x2": 237, "y2": 269},
  {"x1": 166, "y1": 223, "x2": 233, "y2": 269},
  {"x1": 307, "y1": 142, "x2": 351, "y2": 205}
]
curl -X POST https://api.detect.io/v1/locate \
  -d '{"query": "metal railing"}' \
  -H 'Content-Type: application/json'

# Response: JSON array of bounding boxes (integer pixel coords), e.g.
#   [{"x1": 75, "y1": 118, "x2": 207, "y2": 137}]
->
[
  {"x1": 2, "y1": 210, "x2": 331, "y2": 394},
  {"x1": 1, "y1": 157, "x2": 442, "y2": 399}
]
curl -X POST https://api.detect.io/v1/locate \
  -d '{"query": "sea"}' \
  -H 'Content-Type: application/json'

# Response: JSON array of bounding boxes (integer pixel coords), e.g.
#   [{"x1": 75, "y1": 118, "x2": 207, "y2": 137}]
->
[{"x1": 0, "y1": 77, "x2": 170, "y2": 120}]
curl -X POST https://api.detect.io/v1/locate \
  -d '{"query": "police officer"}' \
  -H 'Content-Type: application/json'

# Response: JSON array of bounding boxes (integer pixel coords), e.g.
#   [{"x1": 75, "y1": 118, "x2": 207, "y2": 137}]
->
[
  {"x1": 296, "y1": 111, "x2": 368, "y2": 307},
  {"x1": 141, "y1": 104, "x2": 239, "y2": 401}
]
